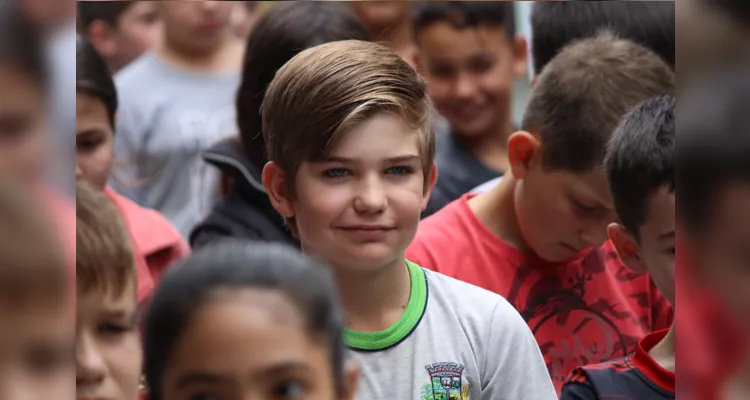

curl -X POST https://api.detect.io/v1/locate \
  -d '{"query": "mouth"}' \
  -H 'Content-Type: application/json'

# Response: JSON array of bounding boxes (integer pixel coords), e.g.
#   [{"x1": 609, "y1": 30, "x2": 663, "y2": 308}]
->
[
  {"x1": 560, "y1": 243, "x2": 582, "y2": 253},
  {"x1": 337, "y1": 225, "x2": 395, "y2": 240}
]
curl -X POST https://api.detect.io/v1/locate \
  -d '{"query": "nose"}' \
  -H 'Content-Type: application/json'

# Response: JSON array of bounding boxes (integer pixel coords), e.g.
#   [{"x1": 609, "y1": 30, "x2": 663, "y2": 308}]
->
[
  {"x1": 353, "y1": 174, "x2": 387, "y2": 214},
  {"x1": 453, "y1": 73, "x2": 477, "y2": 100},
  {"x1": 75, "y1": 162, "x2": 83, "y2": 181},
  {"x1": 76, "y1": 332, "x2": 106, "y2": 385}
]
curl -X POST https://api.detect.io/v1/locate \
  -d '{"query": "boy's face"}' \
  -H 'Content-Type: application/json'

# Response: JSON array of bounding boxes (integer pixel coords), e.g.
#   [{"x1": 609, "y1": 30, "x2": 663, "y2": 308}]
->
[
  {"x1": 0, "y1": 299, "x2": 74, "y2": 400},
  {"x1": 417, "y1": 23, "x2": 525, "y2": 138},
  {"x1": 76, "y1": 92, "x2": 114, "y2": 191},
  {"x1": 264, "y1": 113, "x2": 437, "y2": 272},
  {"x1": 109, "y1": 1, "x2": 162, "y2": 71},
  {"x1": 609, "y1": 187, "x2": 676, "y2": 305},
  {"x1": 510, "y1": 133, "x2": 617, "y2": 262},
  {"x1": 0, "y1": 66, "x2": 47, "y2": 188},
  {"x1": 158, "y1": 1, "x2": 233, "y2": 52},
  {"x1": 163, "y1": 289, "x2": 358, "y2": 400},
  {"x1": 76, "y1": 282, "x2": 141, "y2": 400},
  {"x1": 695, "y1": 183, "x2": 750, "y2": 335}
]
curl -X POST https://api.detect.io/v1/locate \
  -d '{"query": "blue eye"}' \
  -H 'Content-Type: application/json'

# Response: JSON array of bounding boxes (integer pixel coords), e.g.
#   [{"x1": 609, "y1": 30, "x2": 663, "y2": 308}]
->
[
  {"x1": 386, "y1": 166, "x2": 413, "y2": 175},
  {"x1": 323, "y1": 168, "x2": 349, "y2": 178}
]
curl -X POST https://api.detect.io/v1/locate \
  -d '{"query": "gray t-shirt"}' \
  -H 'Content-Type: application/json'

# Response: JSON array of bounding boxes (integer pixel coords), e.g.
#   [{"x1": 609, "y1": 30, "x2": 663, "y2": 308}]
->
[
  {"x1": 347, "y1": 261, "x2": 556, "y2": 400},
  {"x1": 110, "y1": 53, "x2": 239, "y2": 238}
]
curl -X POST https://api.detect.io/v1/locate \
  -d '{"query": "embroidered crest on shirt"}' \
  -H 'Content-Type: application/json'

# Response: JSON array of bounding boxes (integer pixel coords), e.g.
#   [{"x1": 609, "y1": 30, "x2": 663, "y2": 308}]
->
[{"x1": 421, "y1": 362, "x2": 470, "y2": 400}]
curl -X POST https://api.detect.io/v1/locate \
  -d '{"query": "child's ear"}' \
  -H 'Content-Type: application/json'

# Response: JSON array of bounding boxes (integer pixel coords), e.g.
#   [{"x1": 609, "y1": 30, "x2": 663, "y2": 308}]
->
[
  {"x1": 512, "y1": 34, "x2": 528, "y2": 77},
  {"x1": 507, "y1": 131, "x2": 539, "y2": 180},
  {"x1": 261, "y1": 161, "x2": 295, "y2": 219},
  {"x1": 530, "y1": 75, "x2": 539, "y2": 88},
  {"x1": 340, "y1": 361, "x2": 360, "y2": 400},
  {"x1": 420, "y1": 162, "x2": 439, "y2": 212},
  {"x1": 608, "y1": 223, "x2": 648, "y2": 274}
]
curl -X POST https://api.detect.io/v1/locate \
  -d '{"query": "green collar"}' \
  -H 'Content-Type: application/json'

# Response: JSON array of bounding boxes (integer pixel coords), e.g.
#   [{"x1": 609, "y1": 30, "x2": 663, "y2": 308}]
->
[{"x1": 344, "y1": 261, "x2": 428, "y2": 351}]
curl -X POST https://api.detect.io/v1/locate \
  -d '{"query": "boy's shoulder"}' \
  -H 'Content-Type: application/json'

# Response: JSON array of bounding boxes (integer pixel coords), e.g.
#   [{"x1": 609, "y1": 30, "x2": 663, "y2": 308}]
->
[
  {"x1": 562, "y1": 329, "x2": 675, "y2": 399},
  {"x1": 417, "y1": 262, "x2": 524, "y2": 331},
  {"x1": 114, "y1": 52, "x2": 161, "y2": 86}
]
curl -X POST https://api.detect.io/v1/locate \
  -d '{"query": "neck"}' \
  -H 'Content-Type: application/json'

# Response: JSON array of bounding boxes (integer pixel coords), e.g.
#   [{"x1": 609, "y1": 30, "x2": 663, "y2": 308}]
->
[
  {"x1": 647, "y1": 323, "x2": 676, "y2": 372},
  {"x1": 332, "y1": 256, "x2": 412, "y2": 332},
  {"x1": 469, "y1": 176, "x2": 530, "y2": 252},
  {"x1": 158, "y1": 35, "x2": 240, "y2": 74},
  {"x1": 725, "y1": 362, "x2": 750, "y2": 399},
  {"x1": 458, "y1": 121, "x2": 514, "y2": 172}
]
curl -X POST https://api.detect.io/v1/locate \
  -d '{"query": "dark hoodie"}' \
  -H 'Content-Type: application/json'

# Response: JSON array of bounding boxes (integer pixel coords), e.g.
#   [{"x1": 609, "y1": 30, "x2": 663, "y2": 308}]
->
[{"x1": 189, "y1": 137, "x2": 298, "y2": 249}]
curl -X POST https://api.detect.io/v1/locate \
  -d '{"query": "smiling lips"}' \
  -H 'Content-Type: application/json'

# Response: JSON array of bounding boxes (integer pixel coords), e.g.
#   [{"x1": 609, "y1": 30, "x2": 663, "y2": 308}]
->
[{"x1": 338, "y1": 225, "x2": 395, "y2": 240}]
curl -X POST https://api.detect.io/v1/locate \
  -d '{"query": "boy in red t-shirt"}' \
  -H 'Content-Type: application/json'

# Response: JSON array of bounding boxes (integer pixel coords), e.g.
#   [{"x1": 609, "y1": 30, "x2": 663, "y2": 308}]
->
[
  {"x1": 406, "y1": 32, "x2": 675, "y2": 392},
  {"x1": 677, "y1": 70, "x2": 750, "y2": 400},
  {"x1": 561, "y1": 94, "x2": 675, "y2": 399}
]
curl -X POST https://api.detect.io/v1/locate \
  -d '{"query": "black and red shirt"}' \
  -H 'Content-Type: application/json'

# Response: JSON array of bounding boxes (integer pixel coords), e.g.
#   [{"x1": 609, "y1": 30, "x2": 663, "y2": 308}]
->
[{"x1": 560, "y1": 329, "x2": 675, "y2": 399}]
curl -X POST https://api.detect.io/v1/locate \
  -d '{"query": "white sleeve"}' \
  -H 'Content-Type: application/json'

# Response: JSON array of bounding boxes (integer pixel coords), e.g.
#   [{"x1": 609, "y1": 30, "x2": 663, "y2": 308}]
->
[{"x1": 481, "y1": 298, "x2": 557, "y2": 400}]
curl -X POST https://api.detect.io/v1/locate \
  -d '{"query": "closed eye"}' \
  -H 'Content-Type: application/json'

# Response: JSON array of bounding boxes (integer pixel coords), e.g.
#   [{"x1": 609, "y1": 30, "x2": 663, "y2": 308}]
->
[{"x1": 573, "y1": 199, "x2": 597, "y2": 213}]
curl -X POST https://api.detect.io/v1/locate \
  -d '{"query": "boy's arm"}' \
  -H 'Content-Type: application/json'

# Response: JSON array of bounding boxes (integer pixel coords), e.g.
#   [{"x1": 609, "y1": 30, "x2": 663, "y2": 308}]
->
[
  {"x1": 560, "y1": 368, "x2": 599, "y2": 400},
  {"x1": 481, "y1": 298, "x2": 557, "y2": 399}
]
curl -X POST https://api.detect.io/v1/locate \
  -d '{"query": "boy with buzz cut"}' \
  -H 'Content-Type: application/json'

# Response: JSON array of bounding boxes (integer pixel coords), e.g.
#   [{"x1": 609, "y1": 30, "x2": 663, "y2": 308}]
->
[
  {"x1": 261, "y1": 39, "x2": 557, "y2": 399},
  {"x1": 407, "y1": 32, "x2": 675, "y2": 394},
  {"x1": 75, "y1": 181, "x2": 143, "y2": 400},
  {"x1": 561, "y1": 94, "x2": 676, "y2": 399},
  {"x1": 0, "y1": 180, "x2": 74, "y2": 399}
]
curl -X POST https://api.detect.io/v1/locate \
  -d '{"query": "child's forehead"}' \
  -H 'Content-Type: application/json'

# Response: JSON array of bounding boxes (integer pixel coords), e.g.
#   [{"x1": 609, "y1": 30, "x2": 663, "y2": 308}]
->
[{"x1": 324, "y1": 114, "x2": 421, "y2": 157}]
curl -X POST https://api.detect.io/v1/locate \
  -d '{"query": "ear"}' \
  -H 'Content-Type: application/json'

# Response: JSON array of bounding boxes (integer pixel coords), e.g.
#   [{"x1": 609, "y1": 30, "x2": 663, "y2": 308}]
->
[
  {"x1": 512, "y1": 34, "x2": 528, "y2": 78},
  {"x1": 420, "y1": 162, "x2": 439, "y2": 212},
  {"x1": 608, "y1": 223, "x2": 648, "y2": 274},
  {"x1": 339, "y1": 361, "x2": 360, "y2": 400},
  {"x1": 261, "y1": 161, "x2": 295, "y2": 218},
  {"x1": 507, "y1": 131, "x2": 539, "y2": 180},
  {"x1": 87, "y1": 20, "x2": 119, "y2": 62},
  {"x1": 413, "y1": 52, "x2": 424, "y2": 76},
  {"x1": 530, "y1": 75, "x2": 539, "y2": 89}
]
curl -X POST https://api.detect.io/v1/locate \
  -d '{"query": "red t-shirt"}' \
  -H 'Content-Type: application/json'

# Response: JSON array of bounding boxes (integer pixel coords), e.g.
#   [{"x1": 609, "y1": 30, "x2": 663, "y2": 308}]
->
[{"x1": 407, "y1": 194, "x2": 674, "y2": 393}]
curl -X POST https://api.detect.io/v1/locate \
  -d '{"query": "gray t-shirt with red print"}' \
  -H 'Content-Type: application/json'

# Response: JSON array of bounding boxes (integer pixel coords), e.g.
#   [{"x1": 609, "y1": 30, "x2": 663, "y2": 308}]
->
[{"x1": 347, "y1": 261, "x2": 556, "y2": 400}]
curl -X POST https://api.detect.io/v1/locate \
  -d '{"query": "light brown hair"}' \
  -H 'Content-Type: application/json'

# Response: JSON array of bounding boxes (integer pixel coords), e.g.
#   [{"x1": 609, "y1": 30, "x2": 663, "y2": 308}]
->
[
  {"x1": 522, "y1": 30, "x2": 675, "y2": 172},
  {"x1": 0, "y1": 180, "x2": 66, "y2": 305},
  {"x1": 261, "y1": 39, "x2": 435, "y2": 194},
  {"x1": 76, "y1": 180, "x2": 135, "y2": 298}
]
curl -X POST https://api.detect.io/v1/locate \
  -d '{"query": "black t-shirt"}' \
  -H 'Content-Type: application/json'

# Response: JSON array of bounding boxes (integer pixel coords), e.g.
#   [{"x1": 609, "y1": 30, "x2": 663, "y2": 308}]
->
[
  {"x1": 423, "y1": 130, "x2": 501, "y2": 219},
  {"x1": 561, "y1": 330, "x2": 675, "y2": 400}
]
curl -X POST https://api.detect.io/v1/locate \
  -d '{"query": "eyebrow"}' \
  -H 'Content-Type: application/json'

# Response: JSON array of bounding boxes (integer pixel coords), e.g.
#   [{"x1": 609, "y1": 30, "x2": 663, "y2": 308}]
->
[
  {"x1": 259, "y1": 362, "x2": 313, "y2": 379},
  {"x1": 318, "y1": 155, "x2": 421, "y2": 164},
  {"x1": 99, "y1": 309, "x2": 138, "y2": 325},
  {"x1": 176, "y1": 372, "x2": 229, "y2": 389}
]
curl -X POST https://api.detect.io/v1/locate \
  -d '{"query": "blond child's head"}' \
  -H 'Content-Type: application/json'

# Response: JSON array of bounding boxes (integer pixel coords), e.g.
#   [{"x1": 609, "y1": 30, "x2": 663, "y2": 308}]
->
[
  {"x1": 76, "y1": 180, "x2": 141, "y2": 400},
  {"x1": 261, "y1": 40, "x2": 437, "y2": 271}
]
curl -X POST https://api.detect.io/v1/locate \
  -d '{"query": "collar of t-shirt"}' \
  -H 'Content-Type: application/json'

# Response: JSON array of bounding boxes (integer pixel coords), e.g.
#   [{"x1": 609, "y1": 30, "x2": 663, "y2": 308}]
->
[{"x1": 632, "y1": 329, "x2": 675, "y2": 393}]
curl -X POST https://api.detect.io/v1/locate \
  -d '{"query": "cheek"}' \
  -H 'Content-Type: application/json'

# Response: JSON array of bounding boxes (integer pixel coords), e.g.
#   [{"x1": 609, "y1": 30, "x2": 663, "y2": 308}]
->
[{"x1": 106, "y1": 334, "x2": 143, "y2": 393}]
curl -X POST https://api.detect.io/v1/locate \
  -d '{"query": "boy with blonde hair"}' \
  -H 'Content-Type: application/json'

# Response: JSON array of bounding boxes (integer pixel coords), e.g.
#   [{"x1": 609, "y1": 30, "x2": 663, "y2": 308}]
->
[{"x1": 261, "y1": 39, "x2": 556, "y2": 399}]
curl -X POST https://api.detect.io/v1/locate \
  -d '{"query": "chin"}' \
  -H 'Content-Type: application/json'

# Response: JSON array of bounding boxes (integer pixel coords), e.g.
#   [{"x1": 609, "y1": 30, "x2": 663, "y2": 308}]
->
[{"x1": 336, "y1": 246, "x2": 400, "y2": 271}]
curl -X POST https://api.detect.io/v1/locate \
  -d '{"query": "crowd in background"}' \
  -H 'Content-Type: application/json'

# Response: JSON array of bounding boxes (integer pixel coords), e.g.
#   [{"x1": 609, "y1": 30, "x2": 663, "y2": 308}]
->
[{"x1": 0, "y1": 1, "x2": 748, "y2": 400}]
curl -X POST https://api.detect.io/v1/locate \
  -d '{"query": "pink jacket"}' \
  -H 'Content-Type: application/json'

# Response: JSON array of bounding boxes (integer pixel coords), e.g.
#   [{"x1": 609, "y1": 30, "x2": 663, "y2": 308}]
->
[{"x1": 105, "y1": 187, "x2": 190, "y2": 303}]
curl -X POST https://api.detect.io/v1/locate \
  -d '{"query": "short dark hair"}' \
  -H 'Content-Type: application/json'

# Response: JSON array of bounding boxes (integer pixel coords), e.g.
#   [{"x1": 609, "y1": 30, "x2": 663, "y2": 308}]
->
[
  {"x1": 605, "y1": 95, "x2": 674, "y2": 239},
  {"x1": 522, "y1": 31, "x2": 674, "y2": 173},
  {"x1": 237, "y1": 1, "x2": 370, "y2": 170},
  {"x1": 76, "y1": 35, "x2": 118, "y2": 128},
  {"x1": 531, "y1": 1, "x2": 674, "y2": 74},
  {"x1": 678, "y1": 68, "x2": 750, "y2": 235},
  {"x1": 143, "y1": 240, "x2": 346, "y2": 400},
  {"x1": 77, "y1": 1, "x2": 133, "y2": 29},
  {"x1": 0, "y1": 1, "x2": 47, "y2": 89},
  {"x1": 707, "y1": 0, "x2": 750, "y2": 28},
  {"x1": 412, "y1": 1, "x2": 515, "y2": 41}
]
